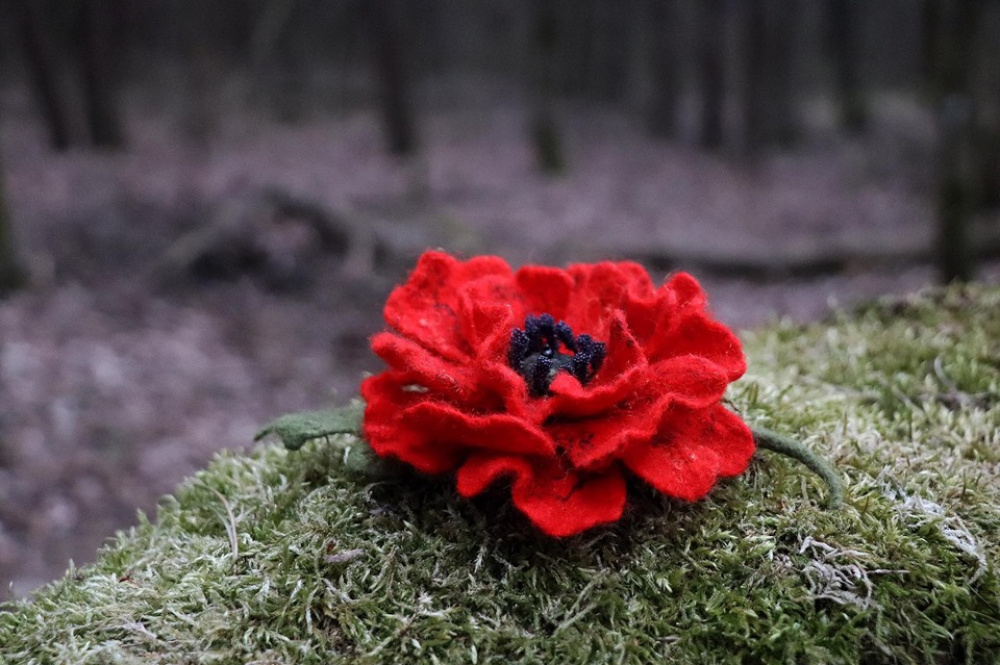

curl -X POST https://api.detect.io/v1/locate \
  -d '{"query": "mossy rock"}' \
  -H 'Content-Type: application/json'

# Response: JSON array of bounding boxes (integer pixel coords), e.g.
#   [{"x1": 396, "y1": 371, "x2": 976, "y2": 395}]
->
[{"x1": 3, "y1": 285, "x2": 1000, "y2": 664}]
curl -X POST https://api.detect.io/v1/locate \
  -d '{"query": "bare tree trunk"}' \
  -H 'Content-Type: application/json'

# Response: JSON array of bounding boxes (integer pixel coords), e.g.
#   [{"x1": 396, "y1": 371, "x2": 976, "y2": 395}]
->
[
  {"x1": 591, "y1": 0, "x2": 631, "y2": 102},
  {"x1": 177, "y1": 0, "x2": 215, "y2": 143},
  {"x1": 646, "y1": 0, "x2": 681, "y2": 138},
  {"x1": 531, "y1": 0, "x2": 565, "y2": 173},
  {"x1": 364, "y1": 0, "x2": 418, "y2": 156},
  {"x1": 11, "y1": 0, "x2": 73, "y2": 150},
  {"x1": 76, "y1": 0, "x2": 125, "y2": 148},
  {"x1": 934, "y1": 0, "x2": 982, "y2": 283},
  {"x1": 0, "y1": 152, "x2": 26, "y2": 296},
  {"x1": 741, "y1": 0, "x2": 799, "y2": 153},
  {"x1": 975, "y1": 6, "x2": 1000, "y2": 210},
  {"x1": 981, "y1": 126, "x2": 1000, "y2": 210},
  {"x1": 558, "y1": 0, "x2": 593, "y2": 96},
  {"x1": 769, "y1": 0, "x2": 799, "y2": 146},
  {"x1": 920, "y1": 0, "x2": 943, "y2": 89},
  {"x1": 827, "y1": 0, "x2": 867, "y2": 131},
  {"x1": 698, "y1": 0, "x2": 726, "y2": 149},
  {"x1": 742, "y1": 0, "x2": 768, "y2": 158}
]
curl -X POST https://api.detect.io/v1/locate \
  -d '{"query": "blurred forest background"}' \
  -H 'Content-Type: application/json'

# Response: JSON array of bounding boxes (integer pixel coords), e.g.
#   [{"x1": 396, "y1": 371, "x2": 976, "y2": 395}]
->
[{"x1": 1, "y1": 0, "x2": 999, "y2": 600}]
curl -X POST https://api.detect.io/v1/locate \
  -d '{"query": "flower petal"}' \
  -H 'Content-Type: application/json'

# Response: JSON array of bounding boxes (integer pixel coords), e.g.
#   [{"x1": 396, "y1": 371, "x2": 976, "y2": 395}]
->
[
  {"x1": 697, "y1": 404, "x2": 756, "y2": 476},
  {"x1": 564, "y1": 261, "x2": 653, "y2": 333},
  {"x1": 382, "y1": 252, "x2": 468, "y2": 361},
  {"x1": 403, "y1": 401, "x2": 556, "y2": 457},
  {"x1": 382, "y1": 252, "x2": 516, "y2": 362},
  {"x1": 370, "y1": 332, "x2": 476, "y2": 402},
  {"x1": 623, "y1": 404, "x2": 754, "y2": 500},
  {"x1": 591, "y1": 312, "x2": 645, "y2": 386},
  {"x1": 625, "y1": 437, "x2": 722, "y2": 501},
  {"x1": 454, "y1": 254, "x2": 514, "y2": 283},
  {"x1": 645, "y1": 355, "x2": 730, "y2": 409},
  {"x1": 361, "y1": 372, "x2": 463, "y2": 474},
  {"x1": 515, "y1": 265, "x2": 575, "y2": 319},
  {"x1": 512, "y1": 469, "x2": 626, "y2": 537},
  {"x1": 644, "y1": 273, "x2": 746, "y2": 380},
  {"x1": 546, "y1": 355, "x2": 729, "y2": 471},
  {"x1": 546, "y1": 313, "x2": 647, "y2": 418},
  {"x1": 476, "y1": 361, "x2": 542, "y2": 420},
  {"x1": 666, "y1": 271, "x2": 707, "y2": 310},
  {"x1": 458, "y1": 296, "x2": 519, "y2": 362},
  {"x1": 653, "y1": 312, "x2": 746, "y2": 380},
  {"x1": 371, "y1": 331, "x2": 539, "y2": 419},
  {"x1": 549, "y1": 409, "x2": 659, "y2": 472},
  {"x1": 456, "y1": 453, "x2": 627, "y2": 537},
  {"x1": 455, "y1": 453, "x2": 532, "y2": 497}
]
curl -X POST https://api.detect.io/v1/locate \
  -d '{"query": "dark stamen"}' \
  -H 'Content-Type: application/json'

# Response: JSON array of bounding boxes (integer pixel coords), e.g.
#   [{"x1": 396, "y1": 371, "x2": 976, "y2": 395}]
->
[
  {"x1": 508, "y1": 328, "x2": 530, "y2": 369},
  {"x1": 529, "y1": 355, "x2": 554, "y2": 396},
  {"x1": 508, "y1": 314, "x2": 606, "y2": 396},
  {"x1": 555, "y1": 321, "x2": 576, "y2": 352}
]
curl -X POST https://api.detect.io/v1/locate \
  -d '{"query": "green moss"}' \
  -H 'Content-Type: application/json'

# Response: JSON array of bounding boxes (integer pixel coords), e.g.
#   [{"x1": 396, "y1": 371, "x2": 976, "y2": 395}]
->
[{"x1": 3, "y1": 284, "x2": 1000, "y2": 664}]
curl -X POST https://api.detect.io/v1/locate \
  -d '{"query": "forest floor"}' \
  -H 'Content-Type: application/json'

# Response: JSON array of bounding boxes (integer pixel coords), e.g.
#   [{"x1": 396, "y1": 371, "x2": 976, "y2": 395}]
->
[{"x1": 1, "y1": 82, "x2": 998, "y2": 600}]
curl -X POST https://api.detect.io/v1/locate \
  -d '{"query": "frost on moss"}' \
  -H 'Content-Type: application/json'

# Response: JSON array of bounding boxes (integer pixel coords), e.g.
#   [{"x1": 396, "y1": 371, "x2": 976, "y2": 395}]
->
[{"x1": 2, "y1": 284, "x2": 1000, "y2": 665}]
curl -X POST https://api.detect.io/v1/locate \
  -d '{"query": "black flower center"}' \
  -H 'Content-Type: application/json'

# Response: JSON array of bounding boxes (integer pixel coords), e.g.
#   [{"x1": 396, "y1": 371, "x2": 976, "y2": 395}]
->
[{"x1": 508, "y1": 313, "x2": 606, "y2": 396}]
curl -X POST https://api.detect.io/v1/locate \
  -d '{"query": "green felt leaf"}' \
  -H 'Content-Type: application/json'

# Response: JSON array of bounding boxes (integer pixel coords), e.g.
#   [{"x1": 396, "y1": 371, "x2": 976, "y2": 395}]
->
[{"x1": 254, "y1": 399, "x2": 364, "y2": 450}]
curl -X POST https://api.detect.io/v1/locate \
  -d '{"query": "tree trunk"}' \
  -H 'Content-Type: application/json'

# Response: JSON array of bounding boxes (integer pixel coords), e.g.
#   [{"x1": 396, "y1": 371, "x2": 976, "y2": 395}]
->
[
  {"x1": 742, "y1": 0, "x2": 799, "y2": 153},
  {"x1": 0, "y1": 153, "x2": 26, "y2": 296},
  {"x1": 827, "y1": 0, "x2": 867, "y2": 131},
  {"x1": 590, "y1": 0, "x2": 631, "y2": 102},
  {"x1": 364, "y1": 0, "x2": 418, "y2": 156},
  {"x1": 920, "y1": 0, "x2": 943, "y2": 91},
  {"x1": 76, "y1": 0, "x2": 125, "y2": 148},
  {"x1": 698, "y1": 0, "x2": 726, "y2": 149},
  {"x1": 975, "y1": 6, "x2": 1000, "y2": 210},
  {"x1": 768, "y1": 0, "x2": 799, "y2": 146},
  {"x1": 11, "y1": 0, "x2": 73, "y2": 151},
  {"x1": 646, "y1": 0, "x2": 681, "y2": 138},
  {"x1": 934, "y1": 0, "x2": 982, "y2": 283},
  {"x1": 531, "y1": 0, "x2": 565, "y2": 173},
  {"x1": 178, "y1": 0, "x2": 214, "y2": 143},
  {"x1": 981, "y1": 127, "x2": 1000, "y2": 210},
  {"x1": 742, "y1": 0, "x2": 768, "y2": 157},
  {"x1": 558, "y1": 0, "x2": 593, "y2": 96}
]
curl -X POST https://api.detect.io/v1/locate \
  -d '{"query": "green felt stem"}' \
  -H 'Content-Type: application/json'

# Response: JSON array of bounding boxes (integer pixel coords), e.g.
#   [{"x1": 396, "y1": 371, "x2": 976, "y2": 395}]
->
[{"x1": 751, "y1": 426, "x2": 844, "y2": 509}]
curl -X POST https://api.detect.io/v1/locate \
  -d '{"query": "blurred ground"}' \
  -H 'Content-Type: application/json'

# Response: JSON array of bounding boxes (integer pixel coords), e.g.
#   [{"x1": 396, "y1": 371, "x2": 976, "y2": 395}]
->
[{"x1": 1, "y1": 82, "x2": 998, "y2": 599}]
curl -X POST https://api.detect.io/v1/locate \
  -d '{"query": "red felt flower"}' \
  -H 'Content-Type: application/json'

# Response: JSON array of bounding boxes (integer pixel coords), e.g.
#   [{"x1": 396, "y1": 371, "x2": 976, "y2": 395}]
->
[{"x1": 361, "y1": 251, "x2": 754, "y2": 536}]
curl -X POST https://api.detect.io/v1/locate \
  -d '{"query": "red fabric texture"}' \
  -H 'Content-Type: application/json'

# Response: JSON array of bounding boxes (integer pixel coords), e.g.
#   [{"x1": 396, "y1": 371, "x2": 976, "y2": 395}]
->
[{"x1": 361, "y1": 251, "x2": 754, "y2": 536}]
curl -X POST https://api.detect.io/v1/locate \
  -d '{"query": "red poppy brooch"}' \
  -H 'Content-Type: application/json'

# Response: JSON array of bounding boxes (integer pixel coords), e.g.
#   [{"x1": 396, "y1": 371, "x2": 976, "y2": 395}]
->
[{"x1": 258, "y1": 251, "x2": 842, "y2": 537}]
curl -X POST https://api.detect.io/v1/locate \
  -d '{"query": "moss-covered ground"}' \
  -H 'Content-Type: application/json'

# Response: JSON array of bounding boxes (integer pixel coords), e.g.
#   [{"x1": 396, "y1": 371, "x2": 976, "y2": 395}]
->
[{"x1": 2, "y1": 284, "x2": 1000, "y2": 664}]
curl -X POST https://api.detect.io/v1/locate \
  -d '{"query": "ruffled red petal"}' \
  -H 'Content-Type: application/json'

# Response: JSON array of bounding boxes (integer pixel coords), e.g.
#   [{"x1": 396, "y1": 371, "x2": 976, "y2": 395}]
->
[
  {"x1": 545, "y1": 313, "x2": 646, "y2": 418},
  {"x1": 563, "y1": 261, "x2": 655, "y2": 333},
  {"x1": 622, "y1": 404, "x2": 754, "y2": 501},
  {"x1": 693, "y1": 403, "x2": 756, "y2": 477},
  {"x1": 456, "y1": 453, "x2": 627, "y2": 537},
  {"x1": 360, "y1": 372, "x2": 463, "y2": 474},
  {"x1": 383, "y1": 252, "x2": 516, "y2": 362},
  {"x1": 645, "y1": 355, "x2": 731, "y2": 409},
  {"x1": 370, "y1": 332, "x2": 476, "y2": 402},
  {"x1": 549, "y1": 354, "x2": 732, "y2": 471},
  {"x1": 458, "y1": 295, "x2": 520, "y2": 362},
  {"x1": 402, "y1": 401, "x2": 556, "y2": 457},
  {"x1": 662, "y1": 312, "x2": 746, "y2": 380},
  {"x1": 515, "y1": 265, "x2": 575, "y2": 319},
  {"x1": 643, "y1": 273, "x2": 746, "y2": 381},
  {"x1": 666, "y1": 271, "x2": 707, "y2": 311}
]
